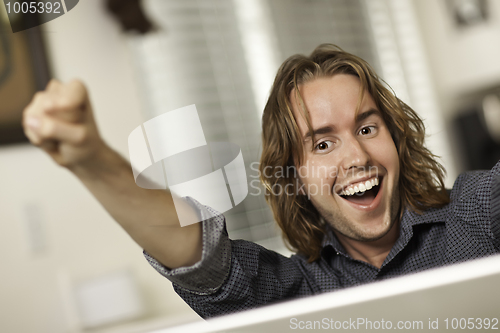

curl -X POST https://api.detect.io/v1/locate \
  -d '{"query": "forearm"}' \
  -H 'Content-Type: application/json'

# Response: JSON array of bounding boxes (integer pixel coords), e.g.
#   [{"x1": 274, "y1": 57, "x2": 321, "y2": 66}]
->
[{"x1": 71, "y1": 145, "x2": 202, "y2": 269}]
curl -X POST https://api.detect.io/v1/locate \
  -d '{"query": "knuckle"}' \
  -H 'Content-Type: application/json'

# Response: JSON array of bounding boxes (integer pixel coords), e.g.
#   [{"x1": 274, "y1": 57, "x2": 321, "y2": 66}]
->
[
  {"x1": 41, "y1": 120, "x2": 56, "y2": 138},
  {"x1": 69, "y1": 79, "x2": 88, "y2": 98},
  {"x1": 30, "y1": 92, "x2": 46, "y2": 111},
  {"x1": 22, "y1": 105, "x2": 33, "y2": 118},
  {"x1": 70, "y1": 78, "x2": 86, "y2": 91},
  {"x1": 43, "y1": 98, "x2": 55, "y2": 111},
  {"x1": 21, "y1": 115, "x2": 31, "y2": 130},
  {"x1": 55, "y1": 96, "x2": 72, "y2": 109},
  {"x1": 28, "y1": 92, "x2": 55, "y2": 115},
  {"x1": 69, "y1": 78, "x2": 83, "y2": 87},
  {"x1": 55, "y1": 94, "x2": 80, "y2": 111},
  {"x1": 33, "y1": 91, "x2": 45, "y2": 102},
  {"x1": 36, "y1": 96, "x2": 54, "y2": 112},
  {"x1": 46, "y1": 79, "x2": 61, "y2": 90}
]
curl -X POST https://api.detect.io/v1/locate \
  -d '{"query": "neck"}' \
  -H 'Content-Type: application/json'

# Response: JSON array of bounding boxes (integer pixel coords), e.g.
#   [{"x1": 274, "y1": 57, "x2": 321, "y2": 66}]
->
[{"x1": 334, "y1": 220, "x2": 400, "y2": 269}]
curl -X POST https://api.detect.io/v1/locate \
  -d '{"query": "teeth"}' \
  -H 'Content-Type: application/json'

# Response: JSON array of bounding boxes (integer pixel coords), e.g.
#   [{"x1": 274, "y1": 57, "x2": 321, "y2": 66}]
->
[{"x1": 340, "y1": 177, "x2": 380, "y2": 197}]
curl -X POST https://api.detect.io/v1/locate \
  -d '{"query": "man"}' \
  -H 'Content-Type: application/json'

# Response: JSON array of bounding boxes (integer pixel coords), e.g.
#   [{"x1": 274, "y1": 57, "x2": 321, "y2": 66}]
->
[{"x1": 23, "y1": 44, "x2": 500, "y2": 318}]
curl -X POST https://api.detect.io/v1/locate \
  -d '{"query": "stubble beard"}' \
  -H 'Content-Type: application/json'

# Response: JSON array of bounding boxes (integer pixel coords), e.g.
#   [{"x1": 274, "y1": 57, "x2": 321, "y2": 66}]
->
[{"x1": 316, "y1": 184, "x2": 401, "y2": 242}]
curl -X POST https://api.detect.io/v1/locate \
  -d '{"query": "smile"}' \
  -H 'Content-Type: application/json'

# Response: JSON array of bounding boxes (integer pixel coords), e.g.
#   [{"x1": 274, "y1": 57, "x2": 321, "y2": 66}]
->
[
  {"x1": 339, "y1": 177, "x2": 379, "y2": 196},
  {"x1": 337, "y1": 176, "x2": 383, "y2": 209}
]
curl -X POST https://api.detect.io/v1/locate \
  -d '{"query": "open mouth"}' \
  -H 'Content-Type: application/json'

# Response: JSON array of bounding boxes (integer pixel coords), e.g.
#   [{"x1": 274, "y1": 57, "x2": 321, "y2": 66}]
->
[{"x1": 339, "y1": 177, "x2": 382, "y2": 206}]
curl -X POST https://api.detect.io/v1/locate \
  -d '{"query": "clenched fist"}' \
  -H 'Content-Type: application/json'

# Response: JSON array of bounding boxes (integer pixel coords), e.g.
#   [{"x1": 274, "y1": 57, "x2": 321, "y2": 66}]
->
[{"x1": 23, "y1": 79, "x2": 107, "y2": 170}]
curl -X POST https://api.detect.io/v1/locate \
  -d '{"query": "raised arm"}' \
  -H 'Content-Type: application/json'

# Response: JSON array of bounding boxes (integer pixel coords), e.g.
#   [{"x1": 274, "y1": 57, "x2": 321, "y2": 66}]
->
[{"x1": 22, "y1": 79, "x2": 202, "y2": 269}]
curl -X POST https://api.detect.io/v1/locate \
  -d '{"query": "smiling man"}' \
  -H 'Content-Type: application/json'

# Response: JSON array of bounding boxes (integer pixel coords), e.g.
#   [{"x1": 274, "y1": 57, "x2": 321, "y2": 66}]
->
[
  {"x1": 137, "y1": 44, "x2": 499, "y2": 317},
  {"x1": 23, "y1": 44, "x2": 500, "y2": 319}
]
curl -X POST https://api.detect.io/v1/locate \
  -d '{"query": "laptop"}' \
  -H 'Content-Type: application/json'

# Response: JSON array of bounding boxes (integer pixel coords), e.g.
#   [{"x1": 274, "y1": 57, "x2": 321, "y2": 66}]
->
[{"x1": 152, "y1": 254, "x2": 500, "y2": 333}]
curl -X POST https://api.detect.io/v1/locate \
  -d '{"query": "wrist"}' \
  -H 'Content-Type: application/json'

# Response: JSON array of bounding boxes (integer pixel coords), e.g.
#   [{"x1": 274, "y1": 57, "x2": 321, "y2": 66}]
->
[{"x1": 69, "y1": 143, "x2": 128, "y2": 181}]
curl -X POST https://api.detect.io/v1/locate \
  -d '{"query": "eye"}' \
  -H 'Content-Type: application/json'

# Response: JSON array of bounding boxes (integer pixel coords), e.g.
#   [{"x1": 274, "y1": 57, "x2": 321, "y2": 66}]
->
[
  {"x1": 314, "y1": 140, "x2": 333, "y2": 152},
  {"x1": 358, "y1": 126, "x2": 376, "y2": 136}
]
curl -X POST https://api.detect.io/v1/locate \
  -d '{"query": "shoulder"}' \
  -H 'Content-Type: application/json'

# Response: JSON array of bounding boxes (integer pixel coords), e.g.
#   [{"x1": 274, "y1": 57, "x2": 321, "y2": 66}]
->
[
  {"x1": 450, "y1": 169, "x2": 490, "y2": 201},
  {"x1": 448, "y1": 162, "x2": 500, "y2": 212},
  {"x1": 446, "y1": 161, "x2": 500, "y2": 229}
]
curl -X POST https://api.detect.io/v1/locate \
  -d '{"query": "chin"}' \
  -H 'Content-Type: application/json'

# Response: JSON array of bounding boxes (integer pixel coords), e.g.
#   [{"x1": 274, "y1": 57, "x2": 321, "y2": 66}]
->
[
  {"x1": 350, "y1": 220, "x2": 395, "y2": 242},
  {"x1": 321, "y1": 204, "x2": 397, "y2": 243},
  {"x1": 336, "y1": 215, "x2": 391, "y2": 240}
]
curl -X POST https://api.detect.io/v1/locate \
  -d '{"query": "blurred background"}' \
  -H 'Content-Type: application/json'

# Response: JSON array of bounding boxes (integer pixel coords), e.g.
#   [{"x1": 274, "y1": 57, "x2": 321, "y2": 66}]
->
[{"x1": 1, "y1": 0, "x2": 500, "y2": 332}]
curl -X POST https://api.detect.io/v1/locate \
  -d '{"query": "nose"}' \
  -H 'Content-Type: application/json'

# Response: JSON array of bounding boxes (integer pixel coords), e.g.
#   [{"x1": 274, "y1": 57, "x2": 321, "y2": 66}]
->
[{"x1": 340, "y1": 135, "x2": 370, "y2": 172}]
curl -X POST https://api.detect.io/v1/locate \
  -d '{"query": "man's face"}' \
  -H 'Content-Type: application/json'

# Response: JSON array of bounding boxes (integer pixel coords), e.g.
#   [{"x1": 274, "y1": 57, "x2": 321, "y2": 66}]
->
[{"x1": 291, "y1": 74, "x2": 400, "y2": 242}]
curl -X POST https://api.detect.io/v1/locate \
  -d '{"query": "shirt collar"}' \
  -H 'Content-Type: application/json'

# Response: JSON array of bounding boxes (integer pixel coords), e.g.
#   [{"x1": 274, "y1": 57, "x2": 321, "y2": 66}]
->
[
  {"x1": 384, "y1": 205, "x2": 448, "y2": 265},
  {"x1": 320, "y1": 205, "x2": 449, "y2": 260},
  {"x1": 321, "y1": 225, "x2": 346, "y2": 257}
]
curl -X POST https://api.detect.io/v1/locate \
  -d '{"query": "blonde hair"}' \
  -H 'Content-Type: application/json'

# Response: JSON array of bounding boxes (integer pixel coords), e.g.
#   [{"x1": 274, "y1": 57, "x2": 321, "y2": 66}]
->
[{"x1": 259, "y1": 44, "x2": 449, "y2": 262}]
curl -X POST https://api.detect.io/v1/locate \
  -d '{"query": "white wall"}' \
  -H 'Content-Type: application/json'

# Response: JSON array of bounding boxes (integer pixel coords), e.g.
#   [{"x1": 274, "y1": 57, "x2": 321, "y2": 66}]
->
[
  {"x1": 413, "y1": 0, "x2": 500, "y2": 118},
  {"x1": 0, "y1": 2, "x2": 198, "y2": 333}
]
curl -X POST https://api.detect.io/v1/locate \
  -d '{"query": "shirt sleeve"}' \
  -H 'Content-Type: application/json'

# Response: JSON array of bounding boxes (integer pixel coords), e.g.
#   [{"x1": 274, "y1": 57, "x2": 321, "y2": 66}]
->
[
  {"x1": 175, "y1": 238, "x2": 310, "y2": 318},
  {"x1": 143, "y1": 197, "x2": 232, "y2": 295},
  {"x1": 451, "y1": 159, "x2": 500, "y2": 250},
  {"x1": 143, "y1": 197, "x2": 311, "y2": 318}
]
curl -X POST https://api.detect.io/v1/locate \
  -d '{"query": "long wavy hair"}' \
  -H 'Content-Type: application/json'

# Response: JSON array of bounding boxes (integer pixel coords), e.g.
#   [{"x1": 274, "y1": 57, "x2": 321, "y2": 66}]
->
[{"x1": 259, "y1": 44, "x2": 450, "y2": 262}]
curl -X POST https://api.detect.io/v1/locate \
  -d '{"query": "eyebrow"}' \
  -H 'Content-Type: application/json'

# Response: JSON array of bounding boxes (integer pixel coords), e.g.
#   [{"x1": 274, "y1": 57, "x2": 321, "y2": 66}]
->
[
  {"x1": 302, "y1": 108, "x2": 381, "y2": 142},
  {"x1": 356, "y1": 108, "x2": 381, "y2": 123},
  {"x1": 303, "y1": 125, "x2": 335, "y2": 142}
]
